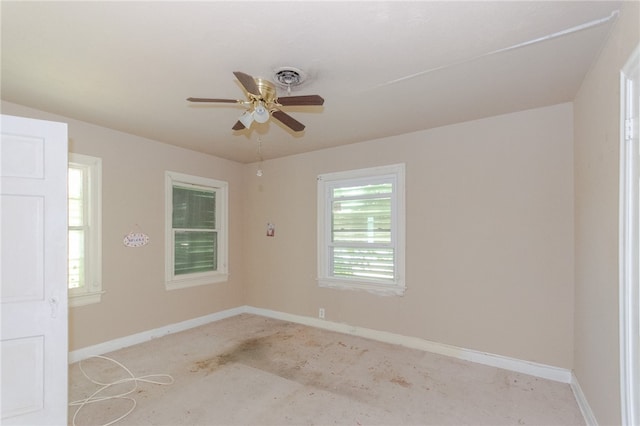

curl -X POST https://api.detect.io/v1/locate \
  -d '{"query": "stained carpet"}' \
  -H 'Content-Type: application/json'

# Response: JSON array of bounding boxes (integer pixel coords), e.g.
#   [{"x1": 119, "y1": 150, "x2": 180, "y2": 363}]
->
[{"x1": 68, "y1": 314, "x2": 585, "y2": 425}]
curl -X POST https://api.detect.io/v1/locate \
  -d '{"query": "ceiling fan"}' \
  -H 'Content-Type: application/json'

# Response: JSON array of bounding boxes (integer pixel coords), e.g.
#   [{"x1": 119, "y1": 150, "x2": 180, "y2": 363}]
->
[{"x1": 187, "y1": 71, "x2": 324, "y2": 132}]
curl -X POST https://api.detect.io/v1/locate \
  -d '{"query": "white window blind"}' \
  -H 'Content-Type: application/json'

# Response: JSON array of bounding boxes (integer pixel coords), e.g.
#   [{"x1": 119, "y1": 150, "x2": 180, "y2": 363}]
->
[
  {"x1": 172, "y1": 185, "x2": 217, "y2": 275},
  {"x1": 330, "y1": 182, "x2": 394, "y2": 281},
  {"x1": 68, "y1": 166, "x2": 86, "y2": 289}
]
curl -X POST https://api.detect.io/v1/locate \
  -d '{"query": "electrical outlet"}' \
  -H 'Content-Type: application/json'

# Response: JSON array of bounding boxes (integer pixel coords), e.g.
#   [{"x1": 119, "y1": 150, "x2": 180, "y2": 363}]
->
[{"x1": 319, "y1": 308, "x2": 325, "y2": 319}]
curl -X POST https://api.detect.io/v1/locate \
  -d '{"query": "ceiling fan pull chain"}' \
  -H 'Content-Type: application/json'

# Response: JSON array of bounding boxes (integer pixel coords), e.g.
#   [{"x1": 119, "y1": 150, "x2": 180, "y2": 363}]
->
[{"x1": 256, "y1": 137, "x2": 264, "y2": 177}]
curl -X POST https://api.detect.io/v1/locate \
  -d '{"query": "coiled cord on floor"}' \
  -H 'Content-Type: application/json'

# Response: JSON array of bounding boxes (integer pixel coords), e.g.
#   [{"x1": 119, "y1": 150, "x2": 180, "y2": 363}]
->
[{"x1": 69, "y1": 355, "x2": 174, "y2": 426}]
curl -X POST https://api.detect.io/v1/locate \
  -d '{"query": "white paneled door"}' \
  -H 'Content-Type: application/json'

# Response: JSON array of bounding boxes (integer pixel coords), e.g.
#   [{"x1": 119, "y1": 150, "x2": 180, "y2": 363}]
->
[{"x1": 1, "y1": 114, "x2": 69, "y2": 425}]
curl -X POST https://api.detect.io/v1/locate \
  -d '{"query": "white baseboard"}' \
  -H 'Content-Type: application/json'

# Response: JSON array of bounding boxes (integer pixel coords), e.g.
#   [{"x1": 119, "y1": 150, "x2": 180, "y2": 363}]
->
[
  {"x1": 68, "y1": 306, "x2": 245, "y2": 363},
  {"x1": 70, "y1": 305, "x2": 572, "y2": 385},
  {"x1": 245, "y1": 306, "x2": 573, "y2": 384},
  {"x1": 570, "y1": 373, "x2": 598, "y2": 426}
]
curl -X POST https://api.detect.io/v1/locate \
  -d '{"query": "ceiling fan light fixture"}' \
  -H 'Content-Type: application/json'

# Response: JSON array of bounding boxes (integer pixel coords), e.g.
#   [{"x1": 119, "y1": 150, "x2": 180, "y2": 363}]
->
[
  {"x1": 239, "y1": 110, "x2": 254, "y2": 128},
  {"x1": 253, "y1": 102, "x2": 270, "y2": 123}
]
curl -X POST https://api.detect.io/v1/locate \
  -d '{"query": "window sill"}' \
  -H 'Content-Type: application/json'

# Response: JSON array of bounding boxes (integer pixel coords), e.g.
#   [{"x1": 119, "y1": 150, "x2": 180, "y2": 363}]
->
[
  {"x1": 69, "y1": 291, "x2": 105, "y2": 307},
  {"x1": 318, "y1": 278, "x2": 405, "y2": 296},
  {"x1": 165, "y1": 272, "x2": 229, "y2": 291}
]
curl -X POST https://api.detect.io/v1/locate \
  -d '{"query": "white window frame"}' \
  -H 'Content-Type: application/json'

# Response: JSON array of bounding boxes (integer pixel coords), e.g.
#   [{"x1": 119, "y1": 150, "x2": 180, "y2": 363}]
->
[
  {"x1": 165, "y1": 171, "x2": 228, "y2": 291},
  {"x1": 68, "y1": 153, "x2": 103, "y2": 307},
  {"x1": 317, "y1": 163, "x2": 406, "y2": 296}
]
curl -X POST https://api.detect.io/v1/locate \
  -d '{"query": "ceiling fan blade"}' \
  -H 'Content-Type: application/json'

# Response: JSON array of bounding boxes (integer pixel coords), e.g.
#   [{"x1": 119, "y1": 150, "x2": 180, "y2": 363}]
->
[
  {"x1": 233, "y1": 71, "x2": 260, "y2": 96},
  {"x1": 187, "y1": 97, "x2": 240, "y2": 103},
  {"x1": 277, "y1": 95, "x2": 325, "y2": 106},
  {"x1": 271, "y1": 110, "x2": 305, "y2": 132},
  {"x1": 232, "y1": 121, "x2": 246, "y2": 131}
]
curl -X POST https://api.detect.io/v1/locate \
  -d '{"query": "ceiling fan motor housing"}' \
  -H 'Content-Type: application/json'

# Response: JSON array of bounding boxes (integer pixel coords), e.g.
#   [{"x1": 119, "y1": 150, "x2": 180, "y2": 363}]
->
[{"x1": 253, "y1": 78, "x2": 277, "y2": 107}]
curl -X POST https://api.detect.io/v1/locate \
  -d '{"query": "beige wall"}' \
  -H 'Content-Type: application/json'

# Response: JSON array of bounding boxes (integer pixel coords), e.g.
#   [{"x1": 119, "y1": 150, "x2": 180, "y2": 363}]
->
[
  {"x1": 573, "y1": 2, "x2": 640, "y2": 424},
  {"x1": 1, "y1": 101, "x2": 247, "y2": 351},
  {"x1": 2, "y1": 99, "x2": 575, "y2": 367},
  {"x1": 244, "y1": 103, "x2": 575, "y2": 369}
]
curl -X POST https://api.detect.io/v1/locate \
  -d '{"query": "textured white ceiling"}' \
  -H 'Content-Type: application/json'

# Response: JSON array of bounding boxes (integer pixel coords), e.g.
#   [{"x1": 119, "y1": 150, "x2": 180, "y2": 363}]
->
[{"x1": 1, "y1": 1, "x2": 621, "y2": 163}]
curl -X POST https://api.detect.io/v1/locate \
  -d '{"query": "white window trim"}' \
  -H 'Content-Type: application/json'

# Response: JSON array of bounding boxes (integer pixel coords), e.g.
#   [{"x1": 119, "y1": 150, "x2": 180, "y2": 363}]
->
[
  {"x1": 317, "y1": 163, "x2": 406, "y2": 296},
  {"x1": 68, "y1": 153, "x2": 103, "y2": 307},
  {"x1": 165, "y1": 171, "x2": 228, "y2": 291}
]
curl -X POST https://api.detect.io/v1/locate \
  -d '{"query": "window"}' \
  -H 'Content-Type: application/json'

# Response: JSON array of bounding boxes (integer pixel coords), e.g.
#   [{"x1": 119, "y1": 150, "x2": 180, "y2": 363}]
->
[
  {"x1": 165, "y1": 171, "x2": 228, "y2": 290},
  {"x1": 317, "y1": 164, "x2": 405, "y2": 295},
  {"x1": 68, "y1": 153, "x2": 102, "y2": 307}
]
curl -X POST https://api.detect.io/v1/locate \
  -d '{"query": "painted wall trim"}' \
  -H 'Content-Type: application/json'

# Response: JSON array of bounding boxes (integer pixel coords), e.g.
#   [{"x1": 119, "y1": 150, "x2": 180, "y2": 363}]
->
[
  {"x1": 246, "y1": 306, "x2": 573, "y2": 384},
  {"x1": 68, "y1": 306, "x2": 245, "y2": 363},
  {"x1": 571, "y1": 372, "x2": 599, "y2": 426},
  {"x1": 69, "y1": 305, "x2": 572, "y2": 385}
]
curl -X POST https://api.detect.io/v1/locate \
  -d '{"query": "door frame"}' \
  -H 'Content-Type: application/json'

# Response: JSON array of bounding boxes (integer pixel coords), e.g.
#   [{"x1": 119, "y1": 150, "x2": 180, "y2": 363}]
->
[{"x1": 620, "y1": 43, "x2": 640, "y2": 426}]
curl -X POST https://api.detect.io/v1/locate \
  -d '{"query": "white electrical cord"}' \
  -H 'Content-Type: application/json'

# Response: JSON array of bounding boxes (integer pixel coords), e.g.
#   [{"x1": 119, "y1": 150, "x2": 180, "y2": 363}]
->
[{"x1": 69, "y1": 355, "x2": 174, "y2": 426}]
